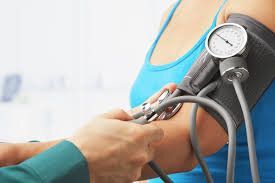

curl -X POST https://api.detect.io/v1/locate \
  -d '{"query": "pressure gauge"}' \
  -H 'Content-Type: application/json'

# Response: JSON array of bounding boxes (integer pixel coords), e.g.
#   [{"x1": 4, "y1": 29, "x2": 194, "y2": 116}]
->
[{"x1": 206, "y1": 23, "x2": 248, "y2": 59}]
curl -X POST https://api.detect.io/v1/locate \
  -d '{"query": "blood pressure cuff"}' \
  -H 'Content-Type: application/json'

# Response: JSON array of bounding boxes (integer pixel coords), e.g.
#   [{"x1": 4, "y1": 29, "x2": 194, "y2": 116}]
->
[{"x1": 178, "y1": 14, "x2": 275, "y2": 132}]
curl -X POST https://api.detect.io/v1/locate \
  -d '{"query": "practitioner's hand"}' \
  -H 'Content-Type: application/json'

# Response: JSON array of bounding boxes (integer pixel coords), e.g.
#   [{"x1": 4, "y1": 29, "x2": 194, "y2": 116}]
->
[
  {"x1": 68, "y1": 109, "x2": 164, "y2": 183},
  {"x1": 128, "y1": 83, "x2": 177, "y2": 116}
]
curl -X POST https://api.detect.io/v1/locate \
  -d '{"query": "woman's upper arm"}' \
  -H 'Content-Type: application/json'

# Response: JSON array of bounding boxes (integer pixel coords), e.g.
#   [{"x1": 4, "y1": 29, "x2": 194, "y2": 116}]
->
[{"x1": 224, "y1": 0, "x2": 275, "y2": 31}]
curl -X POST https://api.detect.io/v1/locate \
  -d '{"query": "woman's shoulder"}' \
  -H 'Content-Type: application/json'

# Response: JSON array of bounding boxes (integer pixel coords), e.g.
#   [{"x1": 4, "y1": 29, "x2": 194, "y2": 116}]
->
[{"x1": 222, "y1": 0, "x2": 274, "y2": 32}]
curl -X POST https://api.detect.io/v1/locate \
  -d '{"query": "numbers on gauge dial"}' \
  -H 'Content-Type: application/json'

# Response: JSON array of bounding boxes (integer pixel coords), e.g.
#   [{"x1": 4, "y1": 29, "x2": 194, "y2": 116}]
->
[{"x1": 208, "y1": 25, "x2": 245, "y2": 57}]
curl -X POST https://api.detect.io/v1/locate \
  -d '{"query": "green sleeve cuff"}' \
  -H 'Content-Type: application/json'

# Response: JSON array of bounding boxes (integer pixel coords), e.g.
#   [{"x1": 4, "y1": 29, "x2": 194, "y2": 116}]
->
[{"x1": 21, "y1": 140, "x2": 90, "y2": 183}]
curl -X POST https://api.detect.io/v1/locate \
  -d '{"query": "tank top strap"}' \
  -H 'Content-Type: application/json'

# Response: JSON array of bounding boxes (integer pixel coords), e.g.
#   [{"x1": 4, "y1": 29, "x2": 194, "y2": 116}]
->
[
  {"x1": 145, "y1": 0, "x2": 228, "y2": 68},
  {"x1": 211, "y1": 0, "x2": 228, "y2": 27},
  {"x1": 155, "y1": 0, "x2": 182, "y2": 42},
  {"x1": 156, "y1": 0, "x2": 227, "y2": 43}
]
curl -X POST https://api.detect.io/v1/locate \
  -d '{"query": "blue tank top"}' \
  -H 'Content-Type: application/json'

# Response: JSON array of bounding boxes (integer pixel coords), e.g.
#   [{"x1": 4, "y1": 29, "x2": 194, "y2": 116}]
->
[{"x1": 130, "y1": 0, "x2": 275, "y2": 182}]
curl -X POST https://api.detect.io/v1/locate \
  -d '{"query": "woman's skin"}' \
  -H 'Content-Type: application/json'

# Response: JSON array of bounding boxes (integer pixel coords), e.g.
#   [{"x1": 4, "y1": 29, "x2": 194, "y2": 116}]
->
[
  {"x1": 0, "y1": 0, "x2": 274, "y2": 181},
  {"x1": 140, "y1": 0, "x2": 274, "y2": 179}
]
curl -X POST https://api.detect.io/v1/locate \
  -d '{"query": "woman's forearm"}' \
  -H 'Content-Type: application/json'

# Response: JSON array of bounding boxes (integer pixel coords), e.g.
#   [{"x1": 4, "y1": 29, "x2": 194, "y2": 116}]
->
[
  {"x1": 139, "y1": 104, "x2": 197, "y2": 180},
  {"x1": 139, "y1": 104, "x2": 227, "y2": 180}
]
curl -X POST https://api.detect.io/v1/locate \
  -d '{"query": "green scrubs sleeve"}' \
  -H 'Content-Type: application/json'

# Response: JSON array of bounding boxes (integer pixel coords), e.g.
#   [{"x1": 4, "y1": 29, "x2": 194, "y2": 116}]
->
[{"x1": 0, "y1": 140, "x2": 90, "y2": 183}]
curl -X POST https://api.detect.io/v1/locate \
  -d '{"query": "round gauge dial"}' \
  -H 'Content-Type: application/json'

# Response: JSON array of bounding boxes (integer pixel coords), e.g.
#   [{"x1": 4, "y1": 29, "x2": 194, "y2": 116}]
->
[{"x1": 206, "y1": 23, "x2": 248, "y2": 59}]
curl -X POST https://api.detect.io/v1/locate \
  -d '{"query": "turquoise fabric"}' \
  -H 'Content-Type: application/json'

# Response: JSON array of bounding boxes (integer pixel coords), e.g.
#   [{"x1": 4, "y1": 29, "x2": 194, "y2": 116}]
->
[
  {"x1": 0, "y1": 140, "x2": 90, "y2": 183},
  {"x1": 130, "y1": 0, "x2": 275, "y2": 182}
]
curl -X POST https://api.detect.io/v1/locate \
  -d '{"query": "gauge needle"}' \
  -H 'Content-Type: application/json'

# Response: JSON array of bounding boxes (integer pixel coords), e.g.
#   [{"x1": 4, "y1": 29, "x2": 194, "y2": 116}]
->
[{"x1": 216, "y1": 33, "x2": 233, "y2": 46}]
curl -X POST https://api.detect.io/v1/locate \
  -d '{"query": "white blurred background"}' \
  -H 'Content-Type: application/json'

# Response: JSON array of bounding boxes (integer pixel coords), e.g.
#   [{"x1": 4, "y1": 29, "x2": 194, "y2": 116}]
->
[{"x1": 0, "y1": 0, "x2": 173, "y2": 142}]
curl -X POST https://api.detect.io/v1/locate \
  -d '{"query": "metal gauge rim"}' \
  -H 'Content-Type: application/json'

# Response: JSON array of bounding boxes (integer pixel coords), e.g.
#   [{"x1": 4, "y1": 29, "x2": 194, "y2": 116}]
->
[{"x1": 205, "y1": 23, "x2": 248, "y2": 59}]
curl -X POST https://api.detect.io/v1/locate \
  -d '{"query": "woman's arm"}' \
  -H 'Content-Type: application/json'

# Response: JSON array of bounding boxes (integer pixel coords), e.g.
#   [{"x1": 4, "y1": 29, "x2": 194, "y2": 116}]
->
[
  {"x1": 140, "y1": 104, "x2": 228, "y2": 179},
  {"x1": 221, "y1": 0, "x2": 275, "y2": 31},
  {"x1": 140, "y1": 0, "x2": 275, "y2": 179}
]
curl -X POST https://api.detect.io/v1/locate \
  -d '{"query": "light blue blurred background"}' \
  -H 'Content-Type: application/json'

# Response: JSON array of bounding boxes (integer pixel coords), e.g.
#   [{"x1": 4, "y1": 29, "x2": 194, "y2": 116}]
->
[{"x1": 0, "y1": 0, "x2": 173, "y2": 142}]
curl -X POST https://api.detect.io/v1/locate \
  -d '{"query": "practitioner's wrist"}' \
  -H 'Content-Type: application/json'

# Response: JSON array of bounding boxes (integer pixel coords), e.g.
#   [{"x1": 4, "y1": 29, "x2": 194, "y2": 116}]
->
[
  {"x1": 0, "y1": 143, "x2": 19, "y2": 166},
  {"x1": 15, "y1": 140, "x2": 62, "y2": 164}
]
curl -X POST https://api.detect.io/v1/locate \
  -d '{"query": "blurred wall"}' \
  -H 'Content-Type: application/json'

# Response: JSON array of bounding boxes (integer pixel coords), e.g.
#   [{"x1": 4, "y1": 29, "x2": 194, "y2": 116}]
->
[{"x1": 0, "y1": 0, "x2": 174, "y2": 142}]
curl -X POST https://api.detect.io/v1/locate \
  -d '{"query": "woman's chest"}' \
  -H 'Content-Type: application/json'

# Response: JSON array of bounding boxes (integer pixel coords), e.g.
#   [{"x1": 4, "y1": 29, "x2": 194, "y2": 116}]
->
[{"x1": 150, "y1": 1, "x2": 226, "y2": 66}]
